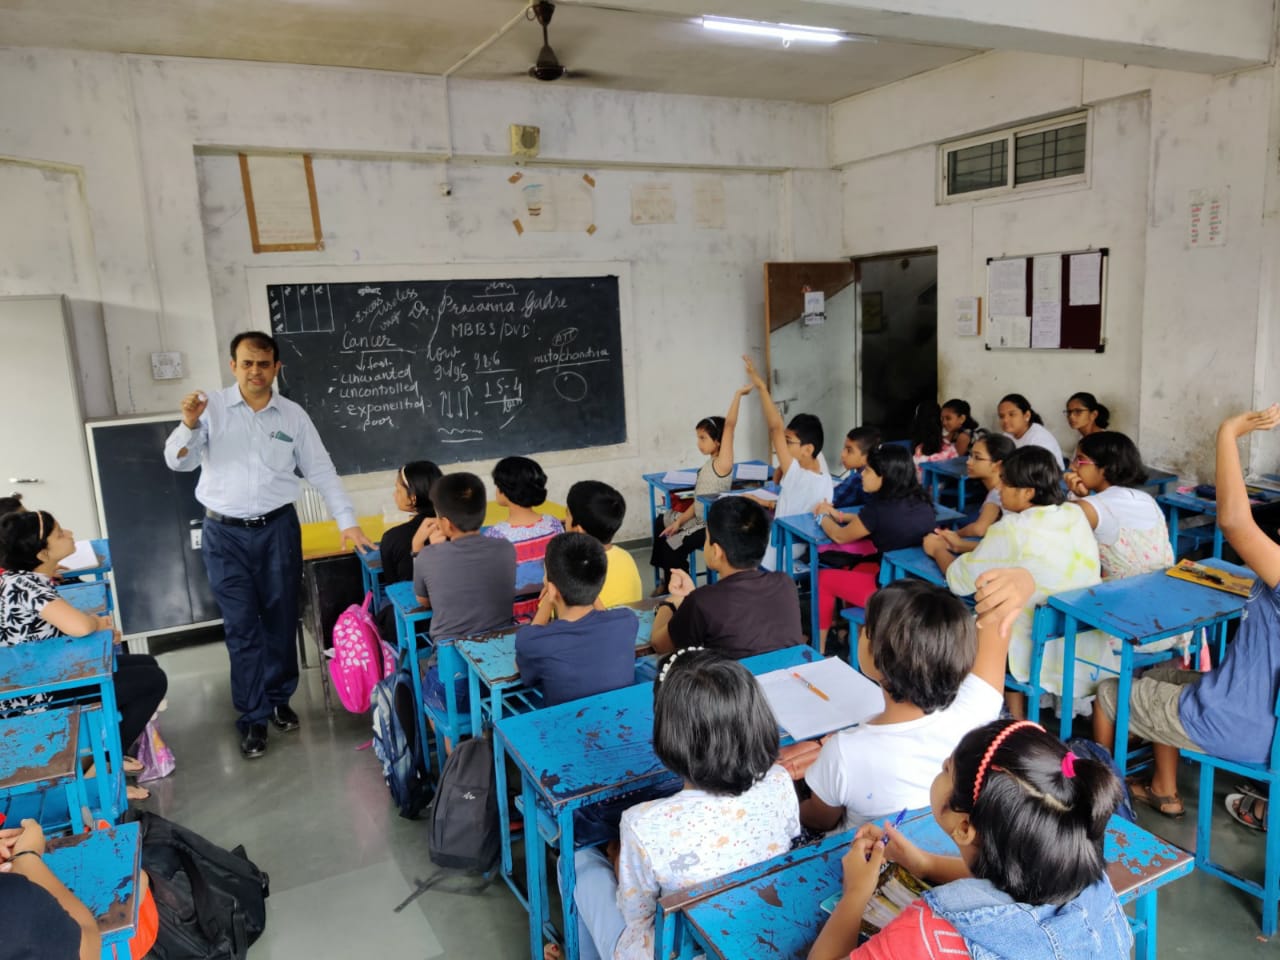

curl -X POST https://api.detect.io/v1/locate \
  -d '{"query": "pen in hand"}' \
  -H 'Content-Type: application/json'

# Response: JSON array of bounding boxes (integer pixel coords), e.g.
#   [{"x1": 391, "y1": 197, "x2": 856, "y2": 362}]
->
[{"x1": 868, "y1": 808, "x2": 909, "y2": 861}]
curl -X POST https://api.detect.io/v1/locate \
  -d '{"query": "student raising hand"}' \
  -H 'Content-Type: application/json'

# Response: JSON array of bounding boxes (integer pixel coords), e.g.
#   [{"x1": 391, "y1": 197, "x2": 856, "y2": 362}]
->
[{"x1": 974, "y1": 567, "x2": 1036, "y2": 639}]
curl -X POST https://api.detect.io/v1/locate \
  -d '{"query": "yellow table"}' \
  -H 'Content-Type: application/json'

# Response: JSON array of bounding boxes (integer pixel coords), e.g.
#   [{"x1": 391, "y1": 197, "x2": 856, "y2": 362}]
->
[{"x1": 300, "y1": 501, "x2": 568, "y2": 560}]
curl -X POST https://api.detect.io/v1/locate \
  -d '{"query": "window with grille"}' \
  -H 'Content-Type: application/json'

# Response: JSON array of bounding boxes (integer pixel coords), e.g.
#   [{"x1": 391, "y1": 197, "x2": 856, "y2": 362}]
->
[{"x1": 940, "y1": 113, "x2": 1087, "y2": 200}]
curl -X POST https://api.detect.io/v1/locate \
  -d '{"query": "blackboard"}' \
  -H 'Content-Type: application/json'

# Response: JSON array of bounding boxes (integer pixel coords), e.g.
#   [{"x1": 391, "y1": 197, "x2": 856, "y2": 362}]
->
[
  {"x1": 266, "y1": 276, "x2": 627, "y2": 475},
  {"x1": 87, "y1": 418, "x2": 221, "y2": 638}
]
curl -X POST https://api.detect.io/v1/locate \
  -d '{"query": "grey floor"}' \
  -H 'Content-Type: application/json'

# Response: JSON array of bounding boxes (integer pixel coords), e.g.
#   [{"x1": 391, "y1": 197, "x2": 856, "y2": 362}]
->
[{"x1": 136, "y1": 545, "x2": 1280, "y2": 958}]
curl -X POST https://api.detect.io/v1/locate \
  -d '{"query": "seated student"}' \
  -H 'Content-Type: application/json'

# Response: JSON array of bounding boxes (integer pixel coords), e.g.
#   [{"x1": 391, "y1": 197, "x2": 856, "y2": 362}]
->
[
  {"x1": 414, "y1": 472, "x2": 515, "y2": 638},
  {"x1": 649, "y1": 497, "x2": 803, "y2": 659},
  {"x1": 910, "y1": 401, "x2": 958, "y2": 476},
  {"x1": 379, "y1": 460, "x2": 442, "y2": 585},
  {"x1": 565, "y1": 480, "x2": 643, "y2": 608},
  {"x1": 950, "y1": 433, "x2": 1015, "y2": 541},
  {"x1": 567, "y1": 648, "x2": 799, "y2": 960},
  {"x1": 831, "y1": 427, "x2": 881, "y2": 509},
  {"x1": 998, "y1": 393, "x2": 1065, "y2": 466},
  {"x1": 813, "y1": 443, "x2": 938, "y2": 648},
  {"x1": 1, "y1": 818, "x2": 103, "y2": 960},
  {"x1": 1064, "y1": 431, "x2": 1171, "y2": 579},
  {"x1": 1065, "y1": 390, "x2": 1110, "y2": 454},
  {"x1": 941, "y1": 398, "x2": 984, "y2": 457},
  {"x1": 743, "y1": 355, "x2": 831, "y2": 570},
  {"x1": 809, "y1": 714, "x2": 1132, "y2": 960},
  {"x1": 516, "y1": 533, "x2": 638, "y2": 707},
  {"x1": 924, "y1": 447, "x2": 1106, "y2": 717},
  {"x1": 0, "y1": 510, "x2": 167, "y2": 802},
  {"x1": 801, "y1": 578, "x2": 1007, "y2": 832},
  {"x1": 1096, "y1": 406, "x2": 1280, "y2": 823},
  {"x1": 483, "y1": 456, "x2": 563, "y2": 585}
]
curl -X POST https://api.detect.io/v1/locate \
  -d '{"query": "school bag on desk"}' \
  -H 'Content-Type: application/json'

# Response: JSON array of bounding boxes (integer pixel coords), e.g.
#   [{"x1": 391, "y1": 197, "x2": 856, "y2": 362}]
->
[
  {"x1": 371, "y1": 668, "x2": 433, "y2": 819},
  {"x1": 330, "y1": 592, "x2": 397, "y2": 713},
  {"x1": 131, "y1": 811, "x2": 269, "y2": 960}
]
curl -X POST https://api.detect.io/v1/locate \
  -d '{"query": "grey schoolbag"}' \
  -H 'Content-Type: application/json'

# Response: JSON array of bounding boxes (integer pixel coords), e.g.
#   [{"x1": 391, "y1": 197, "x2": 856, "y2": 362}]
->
[{"x1": 428, "y1": 734, "x2": 499, "y2": 873}]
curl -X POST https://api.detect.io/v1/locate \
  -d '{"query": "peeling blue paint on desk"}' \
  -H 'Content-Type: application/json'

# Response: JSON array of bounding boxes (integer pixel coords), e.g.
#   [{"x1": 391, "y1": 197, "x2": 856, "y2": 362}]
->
[
  {"x1": 0, "y1": 707, "x2": 80, "y2": 788},
  {"x1": 0, "y1": 631, "x2": 114, "y2": 699},
  {"x1": 57, "y1": 582, "x2": 110, "y2": 616},
  {"x1": 45, "y1": 822, "x2": 141, "y2": 937}
]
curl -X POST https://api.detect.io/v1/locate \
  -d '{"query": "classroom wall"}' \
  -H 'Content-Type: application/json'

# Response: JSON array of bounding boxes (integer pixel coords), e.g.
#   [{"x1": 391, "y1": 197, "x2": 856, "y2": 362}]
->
[
  {"x1": 0, "y1": 47, "x2": 833, "y2": 539},
  {"x1": 831, "y1": 52, "x2": 1278, "y2": 479}
]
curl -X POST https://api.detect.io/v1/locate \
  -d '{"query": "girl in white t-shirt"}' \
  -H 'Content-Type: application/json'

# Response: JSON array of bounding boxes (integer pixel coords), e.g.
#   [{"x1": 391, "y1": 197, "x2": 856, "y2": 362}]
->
[
  {"x1": 998, "y1": 393, "x2": 1065, "y2": 467},
  {"x1": 559, "y1": 648, "x2": 799, "y2": 960},
  {"x1": 1064, "y1": 431, "x2": 1172, "y2": 579}
]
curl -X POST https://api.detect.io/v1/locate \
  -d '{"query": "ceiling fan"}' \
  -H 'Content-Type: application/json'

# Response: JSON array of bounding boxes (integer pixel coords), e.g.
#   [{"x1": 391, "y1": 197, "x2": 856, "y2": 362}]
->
[{"x1": 524, "y1": 1, "x2": 595, "y2": 82}]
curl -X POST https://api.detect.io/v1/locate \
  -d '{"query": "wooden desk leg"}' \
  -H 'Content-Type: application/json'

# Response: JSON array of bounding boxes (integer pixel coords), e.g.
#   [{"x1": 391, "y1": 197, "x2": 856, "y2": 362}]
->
[
  {"x1": 1113, "y1": 644, "x2": 1135, "y2": 776},
  {"x1": 522, "y1": 776, "x2": 547, "y2": 960},
  {"x1": 1133, "y1": 889, "x2": 1157, "y2": 960},
  {"x1": 557, "y1": 806, "x2": 580, "y2": 960},
  {"x1": 1057, "y1": 618, "x2": 1079, "y2": 742}
]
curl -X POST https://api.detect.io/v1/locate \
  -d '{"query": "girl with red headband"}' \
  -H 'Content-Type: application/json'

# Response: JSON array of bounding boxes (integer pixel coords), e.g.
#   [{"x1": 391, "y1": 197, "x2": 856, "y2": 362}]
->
[{"x1": 810, "y1": 717, "x2": 1132, "y2": 959}]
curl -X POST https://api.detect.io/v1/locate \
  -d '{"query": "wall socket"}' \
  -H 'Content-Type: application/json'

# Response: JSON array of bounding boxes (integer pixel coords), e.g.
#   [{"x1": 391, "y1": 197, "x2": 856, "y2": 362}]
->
[
  {"x1": 189, "y1": 527, "x2": 202, "y2": 550},
  {"x1": 151, "y1": 351, "x2": 184, "y2": 380}
]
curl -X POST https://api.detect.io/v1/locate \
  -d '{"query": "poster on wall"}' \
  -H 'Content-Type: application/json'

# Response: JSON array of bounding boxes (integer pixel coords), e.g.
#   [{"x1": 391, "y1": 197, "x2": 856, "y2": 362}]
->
[
  {"x1": 510, "y1": 170, "x2": 596, "y2": 235},
  {"x1": 239, "y1": 153, "x2": 324, "y2": 253},
  {"x1": 1188, "y1": 188, "x2": 1228, "y2": 248},
  {"x1": 954, "y1": 297, "x2": 981, "y2": 337},
  {"x1": 631, "y1": 182, "x2": 677, "y2": 224}
]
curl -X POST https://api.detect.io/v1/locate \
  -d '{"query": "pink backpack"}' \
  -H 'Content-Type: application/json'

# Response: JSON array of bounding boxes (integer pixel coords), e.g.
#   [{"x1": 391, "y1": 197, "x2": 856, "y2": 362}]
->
[{"x1": 329, "y1": 593, "x2": 397, "y2": 713}]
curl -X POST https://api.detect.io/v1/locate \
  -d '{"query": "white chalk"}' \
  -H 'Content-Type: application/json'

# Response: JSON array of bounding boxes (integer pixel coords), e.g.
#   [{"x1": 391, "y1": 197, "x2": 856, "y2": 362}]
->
[{"x1": 197, "y1": 392, "x2": 207, "y2": 402}]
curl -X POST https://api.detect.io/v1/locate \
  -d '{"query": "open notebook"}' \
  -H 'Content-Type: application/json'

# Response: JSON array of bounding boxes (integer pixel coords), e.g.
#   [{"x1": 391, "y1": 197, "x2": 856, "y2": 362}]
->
[{"x1": 756, "y1": 657, "x2": 883, "y2": 741}]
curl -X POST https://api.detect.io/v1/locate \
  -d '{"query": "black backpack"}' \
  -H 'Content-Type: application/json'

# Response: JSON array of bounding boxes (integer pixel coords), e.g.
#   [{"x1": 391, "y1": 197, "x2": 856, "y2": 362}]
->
[
  {"x1": 371, "y1": 668, "x2": 433, "y2": 819},
  {"x1": 428, "y1": 734, "x2": 499, "y2": 873},
  {"x1": 134, "y1": 811, "x2": 269, "y2": 960}
]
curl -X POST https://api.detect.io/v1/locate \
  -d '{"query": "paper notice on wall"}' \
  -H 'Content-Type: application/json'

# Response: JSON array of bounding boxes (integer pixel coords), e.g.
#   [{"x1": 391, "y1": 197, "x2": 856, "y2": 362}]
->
[
  {"x1": 693, "y1": 178, "x2": 726, "y2": 229},
  {"x1": 631, "y1": 182, "x2": 676, "y2": 224},
  {"x1": 512, "y1": 171, "x2": 596, "y2": 234},
  {"x1": 1031, "y1": 300, "x2": 1062, "y2": 349},
  {"x1": 1068, "y1": 252, "x2": 1102, "y2": 306},
  {"x1": 954, "y1": 297, "x2": 980, "y2": 337},
  {"x1": 802, "y1": 290, "x2": 826, "y2": 326},
  {"x1": 242, "y1": 154, "x2": 321, "y2": 249},
  {"x1": 1032, "y1": 255, "x2": 1061, "y2": 304},
  {"x1": 1189, "y1": 188, "x2": 1228, "y2": 248},
  {"x1": 988, "y1": 315, "x2": 1030, "y2": 349},
  {"x1": 988, "y1": 258, "x2": 1027, "y2": 316}
]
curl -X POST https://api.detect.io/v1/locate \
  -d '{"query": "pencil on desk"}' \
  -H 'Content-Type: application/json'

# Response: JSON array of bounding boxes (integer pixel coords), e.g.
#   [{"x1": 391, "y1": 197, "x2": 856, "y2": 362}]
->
[{"x1": 792, "y1": 671, "x2": 830, "y2": 701}]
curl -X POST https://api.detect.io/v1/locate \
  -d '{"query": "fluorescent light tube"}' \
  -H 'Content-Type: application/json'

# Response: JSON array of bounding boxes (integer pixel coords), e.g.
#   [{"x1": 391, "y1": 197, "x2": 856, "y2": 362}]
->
[{"x1": 701, "y1": 15, "x2": 845, "y2": 45}]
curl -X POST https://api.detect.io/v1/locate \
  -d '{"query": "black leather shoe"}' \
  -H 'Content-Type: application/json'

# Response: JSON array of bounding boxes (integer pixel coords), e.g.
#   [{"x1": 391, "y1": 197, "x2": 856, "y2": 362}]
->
[
  {"x1": 271, "y1": 704, "x2": 300, "y2": 732},
  {"x1": 240, "y1": 724, "x2": 268, "y2": 759}
]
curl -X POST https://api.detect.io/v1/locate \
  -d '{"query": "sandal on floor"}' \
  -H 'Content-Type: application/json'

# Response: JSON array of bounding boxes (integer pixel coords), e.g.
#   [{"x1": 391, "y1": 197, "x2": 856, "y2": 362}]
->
[
  {"x1": 1225, "y1": 793, "x2": 1268, "y2": 832},
  {"x1": 123, "y1": 755, "x2": 144, "y2": 777},
  {"x1": 1127, "y1": 779, "x2": 1185, "y2": 820},
  {"x1": 126, "y1": 784, "x2": 151, "y2": 802},
  {"x1": 1235, "y1": 781, "x2": 1268, "y2": 802}
]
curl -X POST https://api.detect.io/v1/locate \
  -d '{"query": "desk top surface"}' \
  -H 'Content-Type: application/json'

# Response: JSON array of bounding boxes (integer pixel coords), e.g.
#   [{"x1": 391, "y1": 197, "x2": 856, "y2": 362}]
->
[
  {"x1": 644, "y1": 461, "x2": 772, "y2": 493},
  {"x1": 776, "y1": 503, "x2": 965, "y2": 546},
  {"x1": 1048, "y1": 557, "x2": 1253, "y2": 640},
  {"x1": 45, "y1": 823, "x2": 141, "y2": 937},
  {"x1": 0, "y1": 705, "x2": 81, "y2": 788},
  {"x1": 882, "y1": 546, "x2": 948, "y2": 586},
  {"x1": 920, "y1": 456, "x2": 972, "y2": 480},
  {"x1": 57, "y1": 581, "x2": 110, "y2": 616},
  {"x1": 0, "y1": 631, "x2": 114, "y2": 697},
  {"x1": 59, "y1": 538, "x2": 111, "y2": 576},
  {"x1": 496, "y1": 645, "x2": 816, "y2": 808},
  {"x1": 458, "y1": 603, "x2": 658, "y2": 687},
  {"x1": 684, "y1": 812, "x2": 1191, "y2": 960}
]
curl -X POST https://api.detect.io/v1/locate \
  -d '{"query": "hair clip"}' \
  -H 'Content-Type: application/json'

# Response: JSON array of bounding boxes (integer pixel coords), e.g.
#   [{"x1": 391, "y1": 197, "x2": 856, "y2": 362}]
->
[
  {"x1": 973, "y1": 720, "x2": 1042, "y2": 806},
  {"x1": 658, "y1": 646, "x2": 705, "y2": 684},
  {"x1": 1061, "y1": 751, "x2": 1076, "y2": 779}
]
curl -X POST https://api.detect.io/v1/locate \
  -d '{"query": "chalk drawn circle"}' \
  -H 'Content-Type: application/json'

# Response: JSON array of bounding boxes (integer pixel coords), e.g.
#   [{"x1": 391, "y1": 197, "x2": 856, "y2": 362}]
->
[{"x1": 554, "y1": 371, "x2": 588, "y2": 403}]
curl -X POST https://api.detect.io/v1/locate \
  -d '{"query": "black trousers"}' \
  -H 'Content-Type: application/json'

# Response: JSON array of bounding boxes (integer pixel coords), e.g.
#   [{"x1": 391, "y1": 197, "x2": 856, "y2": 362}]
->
[
  {"x1": 202, "y1": 509, "x2": 302, "y2": 731},
  {"x1": 115, "y1": 653, "x2": 167, "y2": 752},
  {"x1": 649, "y1": 514, "x2": 706, "y2": 585}
]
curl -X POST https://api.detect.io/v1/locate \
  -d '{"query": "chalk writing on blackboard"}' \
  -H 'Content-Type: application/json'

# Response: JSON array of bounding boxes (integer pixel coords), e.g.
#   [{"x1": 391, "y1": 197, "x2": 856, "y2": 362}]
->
[{"x1": 268, "y1": 276, "x2": 625, "y2": 474}]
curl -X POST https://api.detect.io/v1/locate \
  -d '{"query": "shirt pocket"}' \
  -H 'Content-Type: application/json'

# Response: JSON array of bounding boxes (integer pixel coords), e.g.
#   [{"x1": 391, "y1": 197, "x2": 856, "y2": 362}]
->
[{"x1": 262, "y1": 434, "x2": 297, "y2": 472}]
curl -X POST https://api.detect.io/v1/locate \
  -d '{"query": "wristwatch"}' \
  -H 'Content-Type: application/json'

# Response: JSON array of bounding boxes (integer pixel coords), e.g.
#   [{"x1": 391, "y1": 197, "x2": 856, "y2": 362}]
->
[{"x1": 657, "y1": 600, "x2": 678, "y2": 616}]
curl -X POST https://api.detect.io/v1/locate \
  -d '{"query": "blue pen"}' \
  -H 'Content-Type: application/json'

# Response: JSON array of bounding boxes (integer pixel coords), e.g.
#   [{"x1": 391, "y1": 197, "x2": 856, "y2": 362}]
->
[{"x1": 867, "y1": 808, "x2": 908, "y2": 861}]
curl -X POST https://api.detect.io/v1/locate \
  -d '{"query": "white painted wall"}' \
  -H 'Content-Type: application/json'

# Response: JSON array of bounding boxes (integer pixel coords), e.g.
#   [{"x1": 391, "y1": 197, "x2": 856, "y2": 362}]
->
[{"x1": 832, "y1": 51, "x2": 1277, "y2": 479}]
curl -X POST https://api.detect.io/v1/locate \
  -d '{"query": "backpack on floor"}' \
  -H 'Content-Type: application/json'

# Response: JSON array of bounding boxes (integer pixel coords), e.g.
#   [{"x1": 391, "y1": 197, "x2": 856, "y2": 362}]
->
[
  {"x1": 330, "y1": 592, "x2": 396, "y2": 713},
  {"x1": 371, "y1": 668, "x2": 433, "y2": 819},
  {"x1": 133, "y1": 811, "x2": 269, "y2": 960},
  {"x1": 428, "y1": 734, "x2": 499, "y2": 874}
]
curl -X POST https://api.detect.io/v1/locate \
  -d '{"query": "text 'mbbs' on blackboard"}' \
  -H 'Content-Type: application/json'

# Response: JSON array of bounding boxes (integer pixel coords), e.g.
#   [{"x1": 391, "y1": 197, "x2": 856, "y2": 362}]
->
[{"x1": 266, "y1": 276, "x2": 626, "y2": 475}]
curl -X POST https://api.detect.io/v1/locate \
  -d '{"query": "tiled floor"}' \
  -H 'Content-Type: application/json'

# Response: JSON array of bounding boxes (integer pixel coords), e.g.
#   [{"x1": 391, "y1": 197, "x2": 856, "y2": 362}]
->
[{"x1": 135, "y1": 545, "x2": 1280, "y2": 958}]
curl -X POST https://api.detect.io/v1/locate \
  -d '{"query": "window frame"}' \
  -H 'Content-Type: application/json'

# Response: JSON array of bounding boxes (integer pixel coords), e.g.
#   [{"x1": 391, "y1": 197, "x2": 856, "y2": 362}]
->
[{"x1": 938, "y1": 111, "x2": 1089, "y2": 204}]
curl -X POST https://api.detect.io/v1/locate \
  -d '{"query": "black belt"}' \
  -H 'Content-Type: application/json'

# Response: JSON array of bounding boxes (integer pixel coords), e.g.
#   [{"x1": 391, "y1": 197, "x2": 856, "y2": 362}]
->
[{"x1": 205, "y1": 505, "x2": 294, "y2": 528}]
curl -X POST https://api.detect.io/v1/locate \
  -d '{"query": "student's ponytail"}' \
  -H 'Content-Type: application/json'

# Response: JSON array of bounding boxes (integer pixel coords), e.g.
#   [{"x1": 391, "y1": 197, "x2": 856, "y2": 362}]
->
[{"x1": 1062, "y1": 751, "x2": 1125, "y2": 842}]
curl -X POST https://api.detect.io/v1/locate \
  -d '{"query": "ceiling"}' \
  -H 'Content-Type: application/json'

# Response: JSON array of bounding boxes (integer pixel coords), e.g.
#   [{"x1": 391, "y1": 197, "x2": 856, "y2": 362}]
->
[{"x1": 0, "y1": 0, "x2": 980, "y2": 103}]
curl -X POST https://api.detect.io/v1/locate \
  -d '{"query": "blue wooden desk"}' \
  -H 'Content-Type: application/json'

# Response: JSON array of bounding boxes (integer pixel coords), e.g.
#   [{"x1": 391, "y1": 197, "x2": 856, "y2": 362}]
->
[
  {"x1": 457, "y1": 603, "x2": 658, "y2": 907},
  {"x1": 879, "y1": 546, "x2": 949, "y2": 588},
  {"x1": 776, "y1": 504, "x2": 966, "y2": 647},
  {"x1": 1159, "y1": 489, "x2": 1280, "y2": 559},
  {"x1": 1142, "y1": 467, "x2": 1178, "y2": 498},
  {"x1": 0, "y1": 630, "x2": 124, "y2": 823},
  {"x1": 58, "y1": 581, "x2": 110, "y2": 616},
  {"x1": 1050, "y1": 557, "x2": 1252, "y2": 774},
  {"x1": 357, "y1": 547, "x2": 385, "y2": 612},
  {"x1": 45, "y1": 822, "x2": 141, "y2": 956},
  {"x1": 496, "y1": 644, "x2": 818, "y2": 960},
  {"x1": 60, "y1": 538, "x2": 112, "y2": 582},
  {"x1": 0, "y1": 706, "x2": 88, "y2": 831},
  {"x1": 919, "y1": 457, "x2": 978, "y2": 511},
  {"x1": 680, "y1": 812, "x2": 1190, "y2": 960}
]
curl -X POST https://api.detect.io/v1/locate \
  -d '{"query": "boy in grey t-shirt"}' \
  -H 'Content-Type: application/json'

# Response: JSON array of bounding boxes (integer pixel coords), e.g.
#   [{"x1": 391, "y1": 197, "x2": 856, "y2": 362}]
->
[{"x1": 413, "y1": 472, "x2": 516, "y2": 640}]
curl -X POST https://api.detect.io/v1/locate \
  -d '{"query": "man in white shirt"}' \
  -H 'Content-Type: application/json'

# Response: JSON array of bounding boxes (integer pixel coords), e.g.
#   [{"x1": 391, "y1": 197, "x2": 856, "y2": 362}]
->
[{"x1": 164, "y1": 332, "x2": 372, "y2": 758}]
